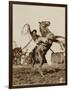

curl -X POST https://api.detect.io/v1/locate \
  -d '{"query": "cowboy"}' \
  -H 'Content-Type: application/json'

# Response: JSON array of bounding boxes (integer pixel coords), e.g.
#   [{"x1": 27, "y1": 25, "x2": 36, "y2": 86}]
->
[{"x1": 31, "y1": 29, "x2": 40, "y2": 41}]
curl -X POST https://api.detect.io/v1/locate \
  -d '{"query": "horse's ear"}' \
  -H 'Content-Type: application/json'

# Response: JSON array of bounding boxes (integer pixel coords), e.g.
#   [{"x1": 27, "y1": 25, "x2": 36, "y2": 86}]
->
[{"x1": 38, "y1": 22, "x2": 41, "y2": 24}]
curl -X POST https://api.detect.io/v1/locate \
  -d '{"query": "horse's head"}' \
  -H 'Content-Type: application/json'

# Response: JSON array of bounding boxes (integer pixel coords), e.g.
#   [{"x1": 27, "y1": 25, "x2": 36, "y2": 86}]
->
[
  {"x1": 38, "y1": 21, "x2": 50, "y2": 29},
  {"x1": 38, "y1": 21, "x2": 51, "y2": 37}
]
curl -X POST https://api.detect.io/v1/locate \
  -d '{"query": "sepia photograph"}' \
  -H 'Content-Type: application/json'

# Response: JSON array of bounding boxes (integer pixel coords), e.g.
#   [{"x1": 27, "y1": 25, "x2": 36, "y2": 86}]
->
[{"x1": 9, "y1": 1, "x2": 67, "y2": 88}]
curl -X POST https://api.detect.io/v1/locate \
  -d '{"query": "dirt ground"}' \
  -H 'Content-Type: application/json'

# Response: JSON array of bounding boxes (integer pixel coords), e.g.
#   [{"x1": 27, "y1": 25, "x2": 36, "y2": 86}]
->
[{"x1": 12, "y1": 63, "x2": 66, "y2": 87}]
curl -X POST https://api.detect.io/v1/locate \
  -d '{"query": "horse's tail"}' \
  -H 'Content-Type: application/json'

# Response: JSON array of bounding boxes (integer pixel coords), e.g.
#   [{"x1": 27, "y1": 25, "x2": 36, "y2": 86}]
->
[
  {"x1": 55, "y1": 35, "x2": 65, "y2": 39},
  {"x1": 48, "y1": 35, "x2": 65, "y2": 42}
]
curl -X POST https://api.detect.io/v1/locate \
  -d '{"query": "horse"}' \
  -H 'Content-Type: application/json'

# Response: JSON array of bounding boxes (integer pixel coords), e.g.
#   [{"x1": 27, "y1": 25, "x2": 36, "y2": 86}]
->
[{"x1": 31, "y1": 21, "x2": 65, "y2": 77}]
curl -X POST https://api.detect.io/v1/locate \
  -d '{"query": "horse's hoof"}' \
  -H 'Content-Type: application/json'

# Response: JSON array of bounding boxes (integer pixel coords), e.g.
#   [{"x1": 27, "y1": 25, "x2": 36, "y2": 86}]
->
[{"x1": 40, "y1": 74, "x2": 45, "y2": 78}]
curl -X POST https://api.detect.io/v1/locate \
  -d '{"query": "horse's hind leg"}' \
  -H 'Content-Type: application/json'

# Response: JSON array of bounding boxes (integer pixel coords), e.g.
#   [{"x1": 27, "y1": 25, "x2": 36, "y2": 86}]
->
[
  {"x1": 37, "y1": 53, "x2": 45, "y2": 77},
  {"x1": 32, "y1": 49, "x2": 45, "y2": 77},
  {"x1": 37, "y1": 66, "x2": 44, "y2": 78},
  {"x1": 32, "y1": 58, "x2": 35, "y2": 68}
]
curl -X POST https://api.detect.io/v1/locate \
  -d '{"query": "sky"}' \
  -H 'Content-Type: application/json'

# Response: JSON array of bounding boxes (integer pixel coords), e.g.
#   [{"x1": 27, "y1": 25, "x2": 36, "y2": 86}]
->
[{"x1": 13, "y1": 4, "x2": 65, "y2": 50}]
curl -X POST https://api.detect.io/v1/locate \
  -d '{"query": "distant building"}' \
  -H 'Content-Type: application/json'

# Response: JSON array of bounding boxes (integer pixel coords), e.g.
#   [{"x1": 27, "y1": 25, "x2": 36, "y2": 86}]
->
[{"x1": 51, "y1": 52, "x2": 65, "y2": 64}]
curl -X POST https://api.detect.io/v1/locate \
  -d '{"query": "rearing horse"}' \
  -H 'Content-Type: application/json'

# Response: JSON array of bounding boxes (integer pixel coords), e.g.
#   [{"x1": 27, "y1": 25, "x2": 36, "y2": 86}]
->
[{"x1": 32, "y1": 21, "x2": 65, "y2": 77}]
